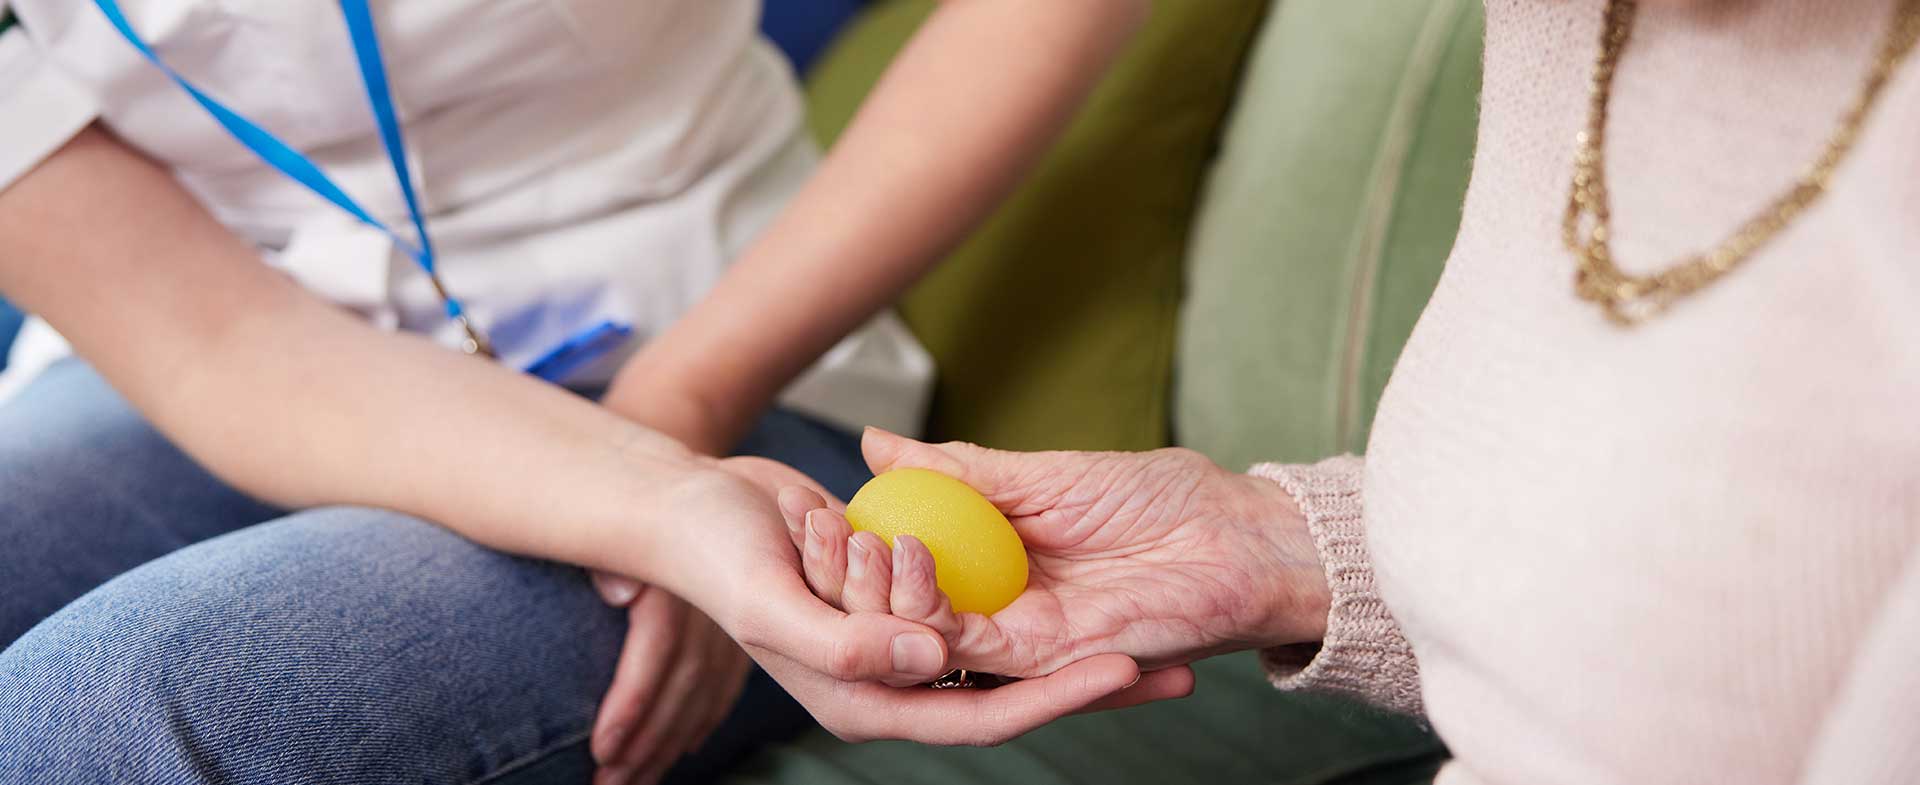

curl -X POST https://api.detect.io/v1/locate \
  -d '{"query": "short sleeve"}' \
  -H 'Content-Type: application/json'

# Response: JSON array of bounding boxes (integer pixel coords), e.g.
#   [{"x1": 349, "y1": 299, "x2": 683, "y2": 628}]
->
[{"x1": 0, "y1": 8, "x2": 100, "y2": 193}]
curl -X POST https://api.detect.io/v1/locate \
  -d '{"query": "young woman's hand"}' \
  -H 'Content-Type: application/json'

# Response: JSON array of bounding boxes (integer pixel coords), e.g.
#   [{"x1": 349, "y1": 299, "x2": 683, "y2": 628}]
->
[
  {"x1": 787, "y1": 430, "x2": 1334, "y2": 679},
  {"x1": 582, "y1": 453, "x2": 837, "y2": 784},
  {"x1": 618, "y1": 457, "x2": 1194, "y2": 748},
  {"x1": 585, "y1": 585, "x2": 748, "y2": 785}
]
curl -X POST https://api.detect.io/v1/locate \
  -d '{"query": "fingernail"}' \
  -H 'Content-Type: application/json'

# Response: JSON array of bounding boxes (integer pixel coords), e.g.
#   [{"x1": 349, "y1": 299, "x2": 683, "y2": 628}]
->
[
  {"x1": 593, "y1": 574, "x2": 640, "y2": 606},
  {"x1": 892, "y1": 539, "x2": 910, "y2": 576},
  {"x1": 605, "y1": 582, "x2": 638, "y2": 606},
  {"x1": 806, "y1": 509, "x2": 826, "y2": 540},
  {"x1": 1125, "y1": 673, "x2": 1143, "y2": 689},
  {"x1": 891, "y1": 632, "x2": 944, "y2": 678},
  {"x1": 847, "y1": 535, "x2": 868, "y2": 579}
]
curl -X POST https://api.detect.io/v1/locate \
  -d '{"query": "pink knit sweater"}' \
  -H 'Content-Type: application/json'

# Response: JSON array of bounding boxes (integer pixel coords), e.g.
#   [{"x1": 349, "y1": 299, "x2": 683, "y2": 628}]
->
[{"x1": 1253, "y1": 2, "x2": 1920, "y2": 783}]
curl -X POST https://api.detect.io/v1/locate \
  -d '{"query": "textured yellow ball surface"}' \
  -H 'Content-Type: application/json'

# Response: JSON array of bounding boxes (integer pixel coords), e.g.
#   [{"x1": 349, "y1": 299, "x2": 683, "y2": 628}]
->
[{"x1": 844, "y1": 468, "x2": 1029, "y2": 615}]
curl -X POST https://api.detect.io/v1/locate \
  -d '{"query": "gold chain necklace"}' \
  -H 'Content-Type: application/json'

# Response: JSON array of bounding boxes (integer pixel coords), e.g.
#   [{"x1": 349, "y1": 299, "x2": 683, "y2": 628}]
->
[{"x1": 1563, "y1": 0, "x2": 1920, "y2": 325}]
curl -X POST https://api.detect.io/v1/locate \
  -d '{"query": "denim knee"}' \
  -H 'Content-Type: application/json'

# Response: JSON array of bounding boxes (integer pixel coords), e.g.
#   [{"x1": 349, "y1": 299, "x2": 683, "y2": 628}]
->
[
  {"x1": 0, "y1": 507, "x2": 627, "y2": 785},
  {"x1": 0, "y1": 360, "x2": 281, "y2": 646}
]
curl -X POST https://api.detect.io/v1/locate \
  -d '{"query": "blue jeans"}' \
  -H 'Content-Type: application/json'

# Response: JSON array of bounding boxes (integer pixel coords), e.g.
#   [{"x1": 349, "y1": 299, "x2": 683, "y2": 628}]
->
[{"x1": 0, "y1": 359, "x2": 871, "y2": 784}]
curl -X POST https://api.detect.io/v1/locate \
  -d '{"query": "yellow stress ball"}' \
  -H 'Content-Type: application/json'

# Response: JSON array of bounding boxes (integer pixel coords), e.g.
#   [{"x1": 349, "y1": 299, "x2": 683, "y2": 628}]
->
[{"x1": 844, "y1": 468, "x2": 1029, "y2": 616}]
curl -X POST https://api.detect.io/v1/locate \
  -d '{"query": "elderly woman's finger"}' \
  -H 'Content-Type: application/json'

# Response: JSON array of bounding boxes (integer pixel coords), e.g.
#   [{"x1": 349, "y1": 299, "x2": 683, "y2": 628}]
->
[
  {"x1": 887, "y1": 535, "x2": 964, "y2": 640},
  {"x1": 886, "y1": 534, "x2": 1047, "y2": 677},
  {"x1": 859, "y1": 429, "x2": 1036, "y2": 509},
  {"x1": 842, "y1": 530, "x2": 894, "y2": 615},
  {"x1": 801, "y1": 508, "x2": 852, "y2": 609}
]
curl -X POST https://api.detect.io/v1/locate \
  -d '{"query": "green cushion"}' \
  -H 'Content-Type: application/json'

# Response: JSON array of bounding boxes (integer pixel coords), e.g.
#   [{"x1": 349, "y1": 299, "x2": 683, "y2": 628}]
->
[
  {"x1": 1174, "y1": 0, "x2": 1484, "y2": 470},
  {"x1": 760, "y1": 3, "x2": 1474, "y2": 783},
  {"x1": 724, "y1": 653, "x2": 1443, "y2": 785},
  {"x1": 806, "y1": 0, "x2": 1269, "y2": 452}
]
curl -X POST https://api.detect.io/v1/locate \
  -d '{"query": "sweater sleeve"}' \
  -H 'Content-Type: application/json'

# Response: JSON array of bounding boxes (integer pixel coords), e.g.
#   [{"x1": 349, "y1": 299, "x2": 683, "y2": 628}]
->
[
  {"x1": 1796, "y1": 537, "x2": 1920, "y2": 785},
  {"x1": 1247, "y1": 456, "x2": 1424, "y2": 717}
]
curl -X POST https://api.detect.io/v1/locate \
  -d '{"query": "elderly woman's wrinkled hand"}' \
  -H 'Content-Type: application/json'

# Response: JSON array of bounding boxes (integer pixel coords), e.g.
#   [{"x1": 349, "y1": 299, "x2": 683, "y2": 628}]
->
[{"x1": 785, "y1": 429, "x2": 1334, "y2": 682}]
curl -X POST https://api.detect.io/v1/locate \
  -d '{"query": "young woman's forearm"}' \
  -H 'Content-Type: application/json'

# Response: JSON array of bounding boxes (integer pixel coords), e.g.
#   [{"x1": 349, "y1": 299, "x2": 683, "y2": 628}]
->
[
  {"x1": 0, "y1": 126, "x2": 689, "y2": 578},
  {"x1": 603, "y1": 0, "x2": 1149, "y2": 453}
]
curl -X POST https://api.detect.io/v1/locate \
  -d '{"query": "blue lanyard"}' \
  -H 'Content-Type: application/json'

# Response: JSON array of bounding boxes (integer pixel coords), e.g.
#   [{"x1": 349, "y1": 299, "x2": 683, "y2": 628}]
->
[{"x1": 93, "y1": 0, "x2": 632, "y2": 381}]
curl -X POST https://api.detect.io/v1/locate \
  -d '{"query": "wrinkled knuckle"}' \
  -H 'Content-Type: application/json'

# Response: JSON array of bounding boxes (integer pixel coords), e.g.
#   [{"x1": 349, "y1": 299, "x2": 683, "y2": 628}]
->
[
  {"x1": 939, "y1": 439, "x2": 985, "y2": 454},
  {"x1": 1155, "y1": 447, "x2": 1212, "y2": 470},
  {"x1": 918, "y1": 440, "x2": 979, "y2": 474},
  {"x1": 900, "y1": 592, "x2": 940, "y2": 621}
]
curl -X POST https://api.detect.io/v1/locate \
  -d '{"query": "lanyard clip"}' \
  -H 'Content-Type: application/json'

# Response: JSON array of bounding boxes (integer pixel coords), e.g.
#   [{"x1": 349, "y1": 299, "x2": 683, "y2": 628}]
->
[
  {"x1": 454, "y1": 312, "x2": 496, "y2": 358},
  {"x1": 425, "y1": 271, "x2": 493, "y2": 358}
]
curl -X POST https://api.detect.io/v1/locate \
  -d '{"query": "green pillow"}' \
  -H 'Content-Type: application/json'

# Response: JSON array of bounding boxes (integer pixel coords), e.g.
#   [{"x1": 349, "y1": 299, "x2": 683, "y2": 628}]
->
[
  {"x1": 807, "y1": 0, "x2": 1270, "y2": 452},
  {"x1": 1174, "y1": 0, "x2": 1484, "y2": 470}
]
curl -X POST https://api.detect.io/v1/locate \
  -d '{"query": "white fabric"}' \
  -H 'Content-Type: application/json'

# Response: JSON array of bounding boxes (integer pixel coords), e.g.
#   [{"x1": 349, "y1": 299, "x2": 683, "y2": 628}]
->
[
  {"x1": 0, "y1": 29, "x2": 95, "y2": 192},
  {"x1": 0, "y1": 0, "x2": 933, "y2": 436}
]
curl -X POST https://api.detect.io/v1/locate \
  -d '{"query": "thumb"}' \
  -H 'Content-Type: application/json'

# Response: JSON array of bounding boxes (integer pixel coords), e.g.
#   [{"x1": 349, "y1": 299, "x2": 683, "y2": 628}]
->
[
  {"x1": 733, "y1": 566, "x2": 953, "y2": 687},
  {"x1": 860, "y1": 428, "x2": 1036, "y2": 507}
]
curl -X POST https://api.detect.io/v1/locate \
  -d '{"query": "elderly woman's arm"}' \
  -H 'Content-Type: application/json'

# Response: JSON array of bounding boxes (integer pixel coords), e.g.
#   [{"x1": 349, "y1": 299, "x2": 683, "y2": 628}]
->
[{"x1": 784, "y1": 429, "x2": 1429, "y2": 716}]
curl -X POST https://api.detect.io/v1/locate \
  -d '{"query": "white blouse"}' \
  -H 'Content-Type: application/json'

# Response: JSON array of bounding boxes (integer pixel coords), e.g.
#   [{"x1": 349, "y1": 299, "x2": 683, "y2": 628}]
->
[{"x1": 0, "y1": 0, "x2": 933, "y2": 436}]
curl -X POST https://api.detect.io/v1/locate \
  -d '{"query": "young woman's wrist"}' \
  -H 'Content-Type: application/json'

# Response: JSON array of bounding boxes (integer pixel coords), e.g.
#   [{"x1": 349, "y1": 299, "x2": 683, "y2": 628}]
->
[
  {"x1": 530, "y1": 419, "x2": 716, "y2": 585},
  {"x1": 602, "y1": 344, "x2": 755, "y2": 457}
]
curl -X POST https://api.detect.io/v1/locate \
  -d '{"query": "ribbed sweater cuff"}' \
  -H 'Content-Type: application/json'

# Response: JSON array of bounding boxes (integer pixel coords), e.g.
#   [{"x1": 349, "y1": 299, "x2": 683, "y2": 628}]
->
[{"x1": 1248, "y1": 456, "x2": 1424, "y2": 717}]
